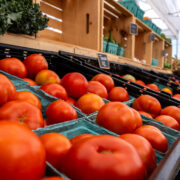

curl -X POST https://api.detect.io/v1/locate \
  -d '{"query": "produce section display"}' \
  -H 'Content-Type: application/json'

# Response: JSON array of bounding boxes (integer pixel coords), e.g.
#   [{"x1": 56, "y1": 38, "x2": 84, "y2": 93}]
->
[{"x1": 0, "y1": 43, "x2": 179, "y2": 179}]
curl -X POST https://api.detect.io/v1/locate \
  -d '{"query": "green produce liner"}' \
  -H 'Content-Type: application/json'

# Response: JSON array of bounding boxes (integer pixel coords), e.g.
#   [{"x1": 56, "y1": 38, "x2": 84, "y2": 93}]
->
[
  {"x1": 103, "y1": 40, "x2": 108, "y2": 52},
  {"x1": 106, "y1": 42, "x2": 118, "y2": 55}
]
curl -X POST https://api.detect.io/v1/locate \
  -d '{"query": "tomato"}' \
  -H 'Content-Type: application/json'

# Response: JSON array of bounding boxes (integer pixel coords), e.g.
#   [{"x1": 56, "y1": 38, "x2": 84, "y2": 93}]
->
[
  {"x1": 70, "y1": 134, "x2": 95, "y2": 145},
  {"x1": 120, "y1": 134, "x2": 157, "y2": 175},
  {"x1": 0, "y1": 58, "x2": 27, "y2": 78},
  {"x1": 23, "y1": 54, "x2": 48, "y2": 79},
  {"x1": 96, "y1": 102, "x2": 140, "y2": 134},
  {"x1": 65, "y1": 97, "x2": 76, "y2": 105},
  {"x1": 0, "y1": 74, "x2": 17, "y2": 106},
  {"x1": 40, "y1": 83, "x2": 68, "y2": 100},
  {"x1": 132, "y1": 109, "x2": 143, "y2": 128},
  {"x1": 46, "y1": 100, "x2": 78, "y2": 125},
  {"x1": 132, "y1": 95, "x2": 161, "y2": 118},
  {"x1": 134, "y1": 125, "x2": 168, "y2": 153},
  {"x1": 155, "y1": 115, "x2": 180, "y2": 131},
  {"x1": 61, "y1": 72, "x2": 88, "y2": 99},
  {"x1": 40, "y1": 133, "x2": 71, "y2": 169},
  {"x1": 108, "y1": 87, "x2": 129, "y2": 102},
  {"x1": 0, "y1": 121, "x2": 46, "y2": 180},
  {"x1": 16, "y1": 91, "x2": 42, "y2": 110},
  {"x1": 91, "y1": 74, "x2": 114, "y2": 92},
  {"x1": 123, "y1": 74, "x2": 136, "y2": 82},
  {"x1": 146, "y1": 84, "x2": 159, "y2": 92},
  {"x1": 62, "y1": 135, "x2": 146, "y2": 180},
  {"x1": 76, "y1": 93, "x2": 105, "y2": 115},
  {"x1": 35, "y1": 70, "x2": 61, "y2": 85},
  {"x1": 23, "y1": 78, "x2": 38, "y2": 86},
  {"x1": 138, "y1": 111, "x2": 153, "y2": 119},
  {"x1": 161, "y1": 106, "x2": 180, "y2": 124},
  {"x1": 173, "y1": 94, "x2": 180, "y2": 100},
  {"x1": 41, "y1": 178, "x2": 68, "y2": 180},
  {"x1": 0, "y1": 100, "x2": 44, "y2": 130},
  {"x1": 136, "y1": 80, "x2": 146, "y2": 86},
  {"x1": 161, "y1": 88, "x2": 173, "y2": 96},
  {"x1": 88, "y1": 81, "x2": 108, "y2": 98}
]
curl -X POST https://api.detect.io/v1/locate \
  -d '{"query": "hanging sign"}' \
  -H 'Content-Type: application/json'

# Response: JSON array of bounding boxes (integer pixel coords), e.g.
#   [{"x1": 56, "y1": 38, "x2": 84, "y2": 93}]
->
[
  {"x1": 130, "y1": 23, "x2": 138, "y2": 35},
  {"x1": 98, "y1": 53, "x2": 110, "y2": 69}
]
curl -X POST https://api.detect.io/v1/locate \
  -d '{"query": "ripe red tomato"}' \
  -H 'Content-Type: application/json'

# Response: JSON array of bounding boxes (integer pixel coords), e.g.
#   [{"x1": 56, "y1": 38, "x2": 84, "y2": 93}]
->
[
  {"x1": 76, "y1": 93, "x2": 105, "y2": 115},
  {"x1": 138, "y1": 111, "x2": 153, "y2": 119},
  {"x1": 132, "y1": 95, "x2": 161, "y2": 118},
  {"x1": 35, "y1": 70, "x2": 61, "y2": 85},
  {"x1": 136, "y1": 80, "x2": 146, "y2": 86},
  {"x1": 0, "y1": 58, "x2": 27, "y2": 78},
  {"x1": 62, "y1": 135, "x2": 146, "y2": 180},
  {"x1": 91, "y1": 74, "x2": 114, "y2": 91},
  {"x1": 173, "y1": 94, "x2": 180, "y2": 100},
  {"x1": 120, "y1": 134, "x2": 157, "y2": 175},
  {"x1": 0, "y1": 121, "x2": 46, "y2": 180},
  {"x1": 23, "y1": 54, "x2": 48, "y2": 79},
  {"x1": 88, "y1": 81, "x2": 108, "y2": 98},
  {"x1": 108, "y1": 87, "x2": 129, "y2": 102},
  {"x1": 46, "y1": 100, "x2": 78, "y2": 125},
  {"x1": 61, "y1": 72, "x2": 88, "y2": 99},
  {"x1": 96, "y1": 102, "x2": 140, "y2": 134},
  {"x1": 23, "y1": 78, "x2": 38, "y2": 86},
  {"x1": 146, "y1": 84, "x2": 159, "y2": 92},
  {"x1": 70, "y1": 134, "x2": 95, "y2": 145},
  {"x1": 0, "y1": 74, "x2": 17, "y2": 106},
  {"x1": 40, "y1": 83, "x2": 68, "y2": 100},
  {"x1": 16, "y1": 91, "x2": 42, "y2": 110},
  {"x1": 155, "y1": 115, "x2": 180, "y2": 131},
  {"x1": 161, "y1": 106, "x2": 180, "y2": 124},
  {"x1": 40, "y1": 133, "x2": 71, "y2": 169},
  {"x1": 132, "y1": 109, "x2": 143, "y2": 128},
  {"x1": 134, "y1": 125, "x2": 168, "y2": 153},
  {"x1": 161, "y1": 88, "x2": 173, "y2": 96},
  {"x1": 41, "y1": 178, "x2": 68, "y2": 180},
  {"x1": 65, "y1": 97, "x2": 76, "y2": 105},
  {"x1": 0, "y1": 100, "x2": 44, "y2": 130}
]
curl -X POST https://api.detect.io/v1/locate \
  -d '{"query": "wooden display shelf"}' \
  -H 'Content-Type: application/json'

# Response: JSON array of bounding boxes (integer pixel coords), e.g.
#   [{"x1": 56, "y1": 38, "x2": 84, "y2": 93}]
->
[
  {"x1": 152, "y1": 33, "x2": 164, "y2": 68},
  {"x1": 164, "y1": 40, "x2": 172, "y2": 65},
  {"x1": 103, "y1": 0, "x2": 134, "y2": 59},
  {"x1": 135, "y1": 18, "x2": 152, "y2": 65}
]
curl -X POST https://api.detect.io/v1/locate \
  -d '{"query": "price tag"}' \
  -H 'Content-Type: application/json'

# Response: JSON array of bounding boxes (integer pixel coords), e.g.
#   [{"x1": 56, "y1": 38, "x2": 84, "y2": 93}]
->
[
  {"x1": 130, "y1": 23, "x2": 138, "y2": 35},
  {"x1": 151, "y1": 33, "x2": 155, "y2": 41},
  {"x1": 98, "y1": 53, "x2": 110, "y2": 69}
]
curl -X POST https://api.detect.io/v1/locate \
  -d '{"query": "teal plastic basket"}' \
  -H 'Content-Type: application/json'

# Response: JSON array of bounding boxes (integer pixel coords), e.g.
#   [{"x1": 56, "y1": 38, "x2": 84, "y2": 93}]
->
[
  {"x1": 136, "y1": 8, "x2": 145, "y2": 21},
  {"x1": 143, "y1": 19, "x2": 153, "y2": 28},
  {"x1": 117, "y1": 46, "x2": 125, "y2": 57},
  {"x1": 152, "y1": 58, "x2": 159, "y2": 67},
  {"x1": 120, "y1": 0, "x2": 138, "y2": 15},
  {"x1": 152, "y1": 23, "x2": 157, "y2": 32},
  {"x1": 103, "y1": 40, "x2": 108, "y2": 52},
  {"x1": 153, "y1": 81, "x2": 172, "y2": 91},
  {"x1": 156, "y1": 27, "x2": 162, "y2": 35},
  {"x1": 106, "y1": 42, "x2": 118, "y2": 55}
]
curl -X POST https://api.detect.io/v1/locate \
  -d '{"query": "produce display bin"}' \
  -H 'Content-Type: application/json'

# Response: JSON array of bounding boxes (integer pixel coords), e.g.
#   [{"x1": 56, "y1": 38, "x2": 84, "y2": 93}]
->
[
  {"x1": 103, "y1": 40, "x2": 108, "y2": 52},
  {"x1": 136, "y1": 8, "x2": 145, "y2": 21},
  {"x1": 143, "y1": 19, "x2": 153, "y2": 29},
  {"x1": 106, "y1": 42, "x2": 118, "y2": 55},
  {"x1": 117, "y1": 46, "x2": 125, "y2": 57}
]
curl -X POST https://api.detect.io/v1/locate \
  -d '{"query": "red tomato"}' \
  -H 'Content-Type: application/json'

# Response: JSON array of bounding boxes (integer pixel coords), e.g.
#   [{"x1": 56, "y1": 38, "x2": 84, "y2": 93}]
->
[
  {"x1": 161, "y1": 106, "x2": 180, "y2": 124},
  {"x1": 41, "y1": 178, "x2": 68, "y2": 180},
  {"x1": 88, "y1": 81, "x2": 108, "y2": 99},
  {"x1": 146, "y1": 84, "x2": 159, "y2": 92},
  {"x1": 0, "y1": 74, "x2": 16, "y2": 105},
  {"x1": 0, "y1": 100, "x2": 44, "y2": 130},
  {"x1": 23, "y1": 78, "x2": 38, "y2": 86},
  {"x1": 173, "y1": 94, "x2": 180, "y2": 100},
  {"x1": 76, "y1": 93, "x2": 105, "y2": 115},
  {"x1": 23, "y1": 54, "x2": 48, "y2": 79},
  {"x1": 138, "y1": 111, "x2": 153, "y2": 119},
  {"x1": 40, "y1": 133, "x2": 71, "y2": 169},
  {"x1": 108, "y1": 87, "x2": 129, "y2": 102},
  {"x1": 66, "y1": 97, "x2": 76, "y2": 105},
  {"x1": 136, "y1": 80, "x2": 146, "y2": 86},
  {"x1": 155, "y1": 115, "x2": 180, "y2": 131},
  {"x1": 61, "y1": 72, "x2": 88, "y2": 99},
  {"x1": 161, "y1": 88, "x2": 173, "y2": 96},
  {"x1": 96, "y1": 102, "x2": 139, "y2": 134},
  {"x1": 0, "y1": 121, "x2": 46, "y2": 180},
  {"x1": 134, "y1": 125, "x2": 168, "y2": 153},
  {"x1": 91, "y1": 74, "x2": 114, "y2": 92},
  {"x1": 132, "y1": 95, "x2": 161, "y2": 118},
  {"x1": 16, "y1": 91, "x2": 42, "y2": 110},
  {"x1": 70, "y1": 134, "x2": 95, "y2": 145},
  {"x1": 120, "y1": 134, "x2": 157, "y2": 175},
  {"x1": 62, "y1": 135, "x2": 146, "y2": 180},
  {"x1": 46, "y1": 100, "x2": 78, "y2": 125},
  {"x1": 132, "y1": 109, "x2": 143, "y2": 128},
  {"x1": 35, "y1": 70, "x2": 61, "y2": 85},
  {"x1": 40, "y1": 83, "x2": 68, "y2": 100},
  {"x1": 0, "y1": 58, "x2": 27, "y2": 78}
]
